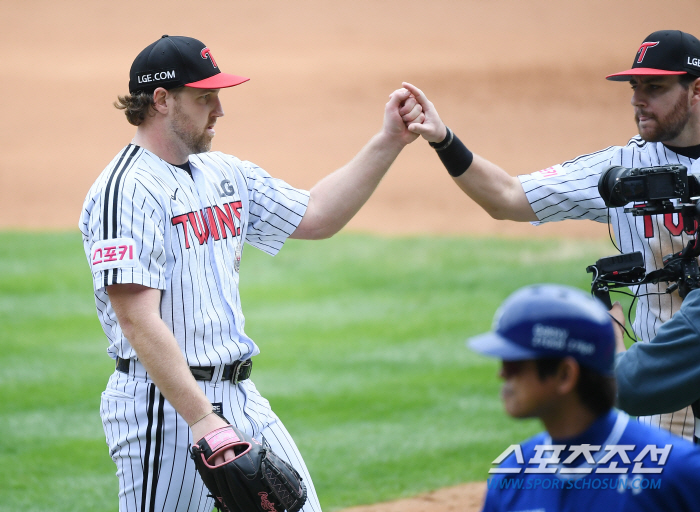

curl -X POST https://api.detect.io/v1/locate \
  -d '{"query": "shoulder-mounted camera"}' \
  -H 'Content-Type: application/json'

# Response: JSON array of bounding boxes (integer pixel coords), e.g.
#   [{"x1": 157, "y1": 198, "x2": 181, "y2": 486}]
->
[{"x1": 588, "y1": 164, "x2": 700, "y2": 311}]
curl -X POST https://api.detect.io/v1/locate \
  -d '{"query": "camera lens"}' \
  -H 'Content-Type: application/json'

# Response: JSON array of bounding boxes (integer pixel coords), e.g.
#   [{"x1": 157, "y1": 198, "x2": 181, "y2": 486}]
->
[{"x1": 598, "y1": 166, "x2": 633, "y2": 207}]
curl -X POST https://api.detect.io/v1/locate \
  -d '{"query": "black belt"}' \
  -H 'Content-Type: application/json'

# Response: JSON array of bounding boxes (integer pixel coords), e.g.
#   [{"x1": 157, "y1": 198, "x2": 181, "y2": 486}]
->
[{"x1": 116, "y1": 357, "x2": 252, "y2": 384}]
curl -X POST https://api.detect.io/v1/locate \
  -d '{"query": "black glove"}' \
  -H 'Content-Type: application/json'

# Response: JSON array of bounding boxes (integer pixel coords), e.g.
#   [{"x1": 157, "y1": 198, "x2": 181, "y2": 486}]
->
[{"x1": 190, "y1": 424, "x2": 307, "y2": 512}]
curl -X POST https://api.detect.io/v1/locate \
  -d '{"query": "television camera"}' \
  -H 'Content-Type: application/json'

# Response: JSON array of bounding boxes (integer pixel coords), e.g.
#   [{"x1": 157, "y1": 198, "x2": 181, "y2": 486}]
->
[{"x1": 587, "y1": 164, "x2": 700, "y2": 311}]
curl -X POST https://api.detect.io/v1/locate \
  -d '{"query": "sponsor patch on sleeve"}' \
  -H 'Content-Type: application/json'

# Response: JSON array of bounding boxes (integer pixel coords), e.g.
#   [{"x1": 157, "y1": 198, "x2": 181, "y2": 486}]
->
[
  {"x1": 531, "y1": 164, "x2": 566, "y2": 180},
  {"x1": 90, "y1": 238, "x2": 138, "y2": 272}
]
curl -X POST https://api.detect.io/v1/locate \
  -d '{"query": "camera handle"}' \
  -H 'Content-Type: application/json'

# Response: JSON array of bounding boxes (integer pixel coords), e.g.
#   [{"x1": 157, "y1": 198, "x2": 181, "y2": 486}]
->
[
  {"x1": 679, "y1": 257, "x2": 700, "y2": 298},
  {"x1": 665, "y1": 237, "x2": 700, "y2": 298},
  {"x1": 587, "y1": 204, "x2": 700, "y2": 311},
  {"x1": 586, "y1": 253, "x2": 646, "y2": 311},
  {"x1": 662, "y1": 202, "x2": 700, "y2": 297},
  {"x1": 590, "y1": 278, "x2": 614, "y2": 309}
]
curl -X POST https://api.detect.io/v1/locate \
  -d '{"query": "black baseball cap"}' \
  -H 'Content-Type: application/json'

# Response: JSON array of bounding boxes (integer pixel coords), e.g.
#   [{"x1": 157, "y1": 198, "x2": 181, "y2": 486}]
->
[
  {"x1": 128, "y1": 35, "x2": 249, "y2": 94},
  {"x1": 606, "y1": 30, "x2": 700, "y2": 81}
]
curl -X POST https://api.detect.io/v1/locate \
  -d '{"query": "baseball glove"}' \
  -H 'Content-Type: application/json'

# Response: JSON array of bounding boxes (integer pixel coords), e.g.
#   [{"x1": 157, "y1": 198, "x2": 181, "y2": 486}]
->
[{"x1": 190, "y1": 423, "x2": 307, "y2": 512}]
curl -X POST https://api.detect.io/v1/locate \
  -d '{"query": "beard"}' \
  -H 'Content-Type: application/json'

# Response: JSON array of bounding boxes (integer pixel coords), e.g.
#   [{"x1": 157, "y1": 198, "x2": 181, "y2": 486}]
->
[
  {"x1": 636, "y1": 90, "x2": 692, "y2": 143},
  {"x1": 171, "y1": 101, "x2": 213, "y2": 155}
]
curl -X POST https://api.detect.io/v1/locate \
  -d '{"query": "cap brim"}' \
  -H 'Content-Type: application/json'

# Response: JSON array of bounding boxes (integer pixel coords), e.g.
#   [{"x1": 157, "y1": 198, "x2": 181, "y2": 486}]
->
[
  {"x1": 467, "y1": 333, "x2": 540, "y2": 361},
  {"x1": 606, "y1": 68, "x2": 687, "y2": 81},
  {"x1": 186, "y1": 73, "x2": 250, "y2": 89}
]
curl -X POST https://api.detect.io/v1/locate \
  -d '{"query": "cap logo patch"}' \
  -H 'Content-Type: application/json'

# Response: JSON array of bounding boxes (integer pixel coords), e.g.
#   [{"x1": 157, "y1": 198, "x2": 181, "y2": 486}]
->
[
  {"x1": 636, "y1": 41, "x2": 659, "y2": 63},
  {"x1": 201, "y1": 48, "x2": 218, "y2": 68},
  {"x1": 567, "y1": 339, "x2": 596, "y2": 356},
  {"x1": 688, "y1": 57, "x2": 700, "y2": 68},
  {"x1": 531, "y1": 324, "x2": 567, "y2": 350}
]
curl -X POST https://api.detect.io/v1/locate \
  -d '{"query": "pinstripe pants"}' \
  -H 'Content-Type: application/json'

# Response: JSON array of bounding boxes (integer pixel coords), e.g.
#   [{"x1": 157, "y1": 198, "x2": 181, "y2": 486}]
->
[{"x1": 100, "y1": 364, "x2": 322, "y2": 512}]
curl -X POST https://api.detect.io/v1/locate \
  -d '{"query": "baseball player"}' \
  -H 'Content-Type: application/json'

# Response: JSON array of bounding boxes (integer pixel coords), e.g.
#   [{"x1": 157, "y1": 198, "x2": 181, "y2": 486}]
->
[
  {"x1": 405, "y1": 29, "x2": 700, "y2": 440},
  {"x1": 79, "y1": 35, "x2": 423, "y2": 512},
  {"x1": 469, "y1": 284, "x2": 700, "y2": 512}
]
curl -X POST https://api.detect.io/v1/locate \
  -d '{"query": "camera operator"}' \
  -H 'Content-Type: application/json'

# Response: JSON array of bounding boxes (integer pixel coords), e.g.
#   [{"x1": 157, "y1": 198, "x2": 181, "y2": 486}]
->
[
  {"x1": 405, "y1": 30, "x2": 700, "y2": 440},
  {"x1": 611, "y1": 299, "x2": 700, "y2": 443}
]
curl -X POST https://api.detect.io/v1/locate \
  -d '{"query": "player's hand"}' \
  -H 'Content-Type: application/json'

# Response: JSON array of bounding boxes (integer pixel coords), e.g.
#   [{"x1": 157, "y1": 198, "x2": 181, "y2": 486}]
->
[
  {"x1": 402, "y1": 82, "x2": 447, "y2": 143},
  {"x1": 382, "y1": 87, "x2": 424, "y2": 146},
  {"x1": 399, "y1": 92, "x2": 424, "y2": 127},
  {"x1": 609, "y1": 301, "x2": 627, "y2": 353},
  {"x1": 191, "y1": 412, "x2": 237, "y2": 465}
]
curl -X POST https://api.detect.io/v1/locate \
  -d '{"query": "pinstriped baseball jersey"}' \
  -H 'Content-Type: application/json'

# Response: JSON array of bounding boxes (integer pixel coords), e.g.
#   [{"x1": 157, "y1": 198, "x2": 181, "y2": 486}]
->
[
  {"x1": 79, "y1": 144, "x2": 309, "y2": 366},
  {"x1": 519, "y1": 135, "x2": 699, "y2": 439},
  {"x1": 80, "y1": 144, "x2": 322, "y2": 512}
]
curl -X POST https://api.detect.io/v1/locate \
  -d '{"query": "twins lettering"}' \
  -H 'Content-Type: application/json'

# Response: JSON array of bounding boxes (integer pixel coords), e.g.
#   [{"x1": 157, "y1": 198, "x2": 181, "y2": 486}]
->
[
  {"x1": 172, "y1": 200, "x2": 242, "y2": 249},
  {"x1": 639, "y1": 209, "x2": 698, "y2": 238}
]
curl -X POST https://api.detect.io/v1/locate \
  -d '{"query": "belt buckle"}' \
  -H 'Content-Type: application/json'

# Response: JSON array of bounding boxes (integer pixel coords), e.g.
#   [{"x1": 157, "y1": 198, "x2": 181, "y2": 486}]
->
[{"x1": 229, "y1": 359, "x2": 252, "y2": 385}]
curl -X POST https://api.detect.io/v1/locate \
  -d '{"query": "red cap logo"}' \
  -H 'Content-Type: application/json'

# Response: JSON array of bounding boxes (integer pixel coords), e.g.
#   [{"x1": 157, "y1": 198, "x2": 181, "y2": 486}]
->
[
  {"x1": 636, "y1": 42, "x2": 659, "y2": 63},
  {"x1": 201, "y1": 48, "x2": 218, "y2": 68}
]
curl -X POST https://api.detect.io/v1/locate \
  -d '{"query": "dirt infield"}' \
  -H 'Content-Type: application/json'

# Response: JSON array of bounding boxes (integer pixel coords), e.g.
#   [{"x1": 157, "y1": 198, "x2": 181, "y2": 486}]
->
[
  {"x1": 4, "y1": 1, "x2": 700, "y2": 510},
  {"x1": 4, "y1": 0, "x2": 698, "y2": 239},
  {"x1": 342, "y1": 482, "x2": 487, "y2": 512}
]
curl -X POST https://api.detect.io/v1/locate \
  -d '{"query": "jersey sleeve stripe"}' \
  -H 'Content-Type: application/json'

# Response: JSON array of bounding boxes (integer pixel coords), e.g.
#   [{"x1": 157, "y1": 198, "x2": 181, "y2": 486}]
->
[
  {"x1": 102, "y1": 145, "x2": 135, "y2": 242},
  {"x1": 101, "y1": 145, "x2": 140, "y2": 288},
  {"x1": 537, "y1": 205, "x2": 594, "y2": 222},
  {"x1": 111, "y1": 147, "x2": 141, "y2": 239},
  {"x1": 108, "y1": 146, "x2": 142, "y2": 286},
  {"x1": 521, "y1": 172, "x2": 601, "y2": 193},
  {"x1": 253, "y1": 188, "x2": 307, "y2": 214},
  {"x1": 251, "y1": 177, "x2": 309, "y2": 205},
  {"x1": 560, "y1": 146, "x2": 617, "y2": 166}
]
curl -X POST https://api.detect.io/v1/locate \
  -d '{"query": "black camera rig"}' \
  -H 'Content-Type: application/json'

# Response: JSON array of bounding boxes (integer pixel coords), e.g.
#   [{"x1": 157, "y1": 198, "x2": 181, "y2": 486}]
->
[
  {"x1": 594, "y1": 164, "x2": 700, "y2": 436},
  {"x1": 588, "y1": 164, "x2": 700, "y2": 310},
  {"x1": 587, "y1": 245, "x2": 700, "y2": 310},
  {"x1": 598, "y1": 163, "x2": 700, "y2": 214}
]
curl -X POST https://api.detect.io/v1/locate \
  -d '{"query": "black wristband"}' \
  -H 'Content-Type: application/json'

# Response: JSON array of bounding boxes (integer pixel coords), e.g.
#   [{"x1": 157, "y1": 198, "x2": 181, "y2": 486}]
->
[
  {"x1": 429, "y1": 127, "x2": 454, "y2": 150},
  {"x1": 430, "y1": 127, "x2": 473, "y2": 177}
]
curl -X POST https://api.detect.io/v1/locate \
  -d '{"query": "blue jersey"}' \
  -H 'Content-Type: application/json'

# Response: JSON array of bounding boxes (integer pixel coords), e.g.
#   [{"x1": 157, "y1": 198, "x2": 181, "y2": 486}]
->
[{"x1": 482, "y1": 410, "x2": 700, "y2": 511}]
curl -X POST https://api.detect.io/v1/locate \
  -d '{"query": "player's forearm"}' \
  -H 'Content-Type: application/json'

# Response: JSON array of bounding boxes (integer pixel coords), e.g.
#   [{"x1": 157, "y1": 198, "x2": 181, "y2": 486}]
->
[
  {"x1": 130, "y1": 320, "x2": 213, "y2": 422},
  {"x1": 292, "y1": 131, "x2": 404, "y2": 239},
  {"x1": 452, "y1": 154, "x2": 538, "y2": 222},
  {"x1": 120, "y1": 311, "x2": 228, "y2": 445},
  {"x1": 401, "y1": 82, "x2": 537, "y2": 222},
  {"x1": 109, "y1": 284, "x2": 215, "y2": 426}
]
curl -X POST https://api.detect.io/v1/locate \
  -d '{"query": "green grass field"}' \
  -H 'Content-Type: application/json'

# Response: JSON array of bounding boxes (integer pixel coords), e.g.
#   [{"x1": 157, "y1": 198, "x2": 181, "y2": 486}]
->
[{"x1": 0, "y1": 231, "x2": 624, "y2": 511}]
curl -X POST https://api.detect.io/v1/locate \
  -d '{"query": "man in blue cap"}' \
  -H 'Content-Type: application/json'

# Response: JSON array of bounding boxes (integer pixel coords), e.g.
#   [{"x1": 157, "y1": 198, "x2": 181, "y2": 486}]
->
[{"x1": 468, "y1": 284, "x2": 700, "y2": 512}]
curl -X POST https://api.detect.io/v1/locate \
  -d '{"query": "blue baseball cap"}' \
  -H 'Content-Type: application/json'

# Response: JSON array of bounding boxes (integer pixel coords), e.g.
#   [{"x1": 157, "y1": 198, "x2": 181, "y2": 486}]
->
[{"x1": 468, "y1": 284, "x2": 616, "y2": 375}]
